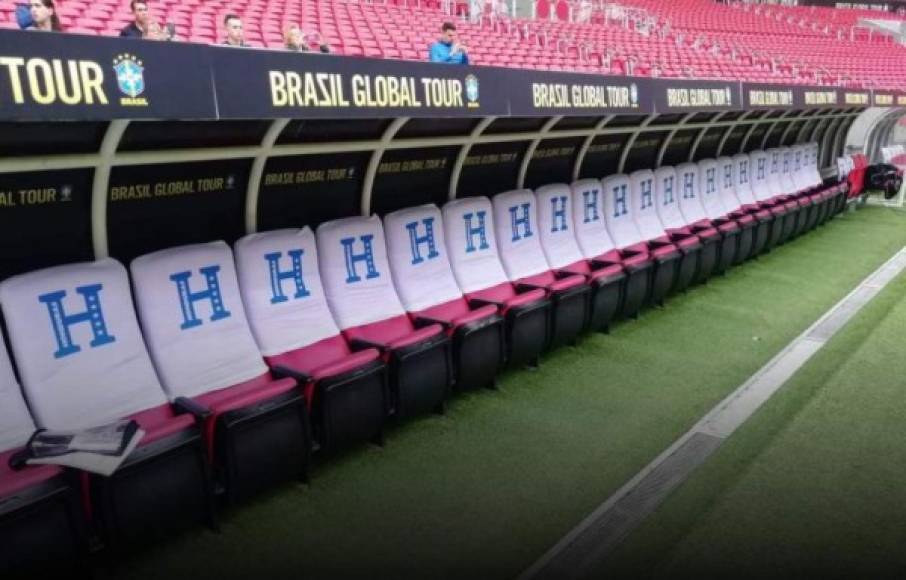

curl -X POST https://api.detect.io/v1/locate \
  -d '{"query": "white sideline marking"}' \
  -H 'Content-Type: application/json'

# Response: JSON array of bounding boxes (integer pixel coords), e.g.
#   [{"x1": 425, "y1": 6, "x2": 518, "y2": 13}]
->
[{"x1": 519, "y1": 246, "x2": 906, "y2": 580}]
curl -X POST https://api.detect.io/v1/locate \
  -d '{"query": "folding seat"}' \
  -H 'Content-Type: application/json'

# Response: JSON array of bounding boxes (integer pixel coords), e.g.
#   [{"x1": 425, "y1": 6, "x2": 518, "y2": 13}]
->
[
  {"x1": 692, "y1": 159, "x2": 741, "y2": 274},
  {"x1": 383, "y1": 205, "x2": 504, "y2": 392},
  {"x1": 316, "y1": 216, "x2": 452, "y2": 418},
  {"x1": 716, "y1": 156, "x2": 757, "y2": 263},
  {"x1": 749, "y1": 150, "x2": 792, "y2": 251},
  {"x1": 765, "y1": 148, "x2": 802, "y2": 244},
  {"x1": 234, "y1": 228, "x2": 388, "y2": 453},
  {"x1": 0, "y1": 259, "x2": 214, "y2": 545},
  {"x1": 629, "y1": 169, "x2": 703, "y2": 293},
  {"x1": 491, "y1": 190, "x2": 590, "y2": 349},
  {"x1": 667, "y1": 164, "x2": 727, "y2": 282},
  {"x1": 729, "y1": 152, "x2": 775, "y2": 257},
  {"x1": 442, "y1": 197, "x2": 551, "y2": 368},
  {"x1": 603, "y1": 174, "x2": 681, "y2": 305},
  {"x1": 0, "y1": 333, "x2": 86, "y2": 575},
  {"x1": 535, "y1": 184, "x2": 626, "y2": 332},
  {"x1": 131, "y1": 242, "x2": 310, "y2": 504}
]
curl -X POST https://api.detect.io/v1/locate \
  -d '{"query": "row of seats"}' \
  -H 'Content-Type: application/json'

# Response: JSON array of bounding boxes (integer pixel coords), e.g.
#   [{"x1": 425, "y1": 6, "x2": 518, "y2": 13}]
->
[{"x1": 0, "y1": 142, "x2": 847, "y2": 573}]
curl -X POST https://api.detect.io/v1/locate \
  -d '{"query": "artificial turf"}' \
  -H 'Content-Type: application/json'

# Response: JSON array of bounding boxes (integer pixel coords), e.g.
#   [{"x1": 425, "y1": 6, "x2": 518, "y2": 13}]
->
[
  {"x1": 600, "y1": 212, "x2": 906, "y2": 579},
  {"x1": 108, "y1": 206, "x2": 906, "y2": 580}
]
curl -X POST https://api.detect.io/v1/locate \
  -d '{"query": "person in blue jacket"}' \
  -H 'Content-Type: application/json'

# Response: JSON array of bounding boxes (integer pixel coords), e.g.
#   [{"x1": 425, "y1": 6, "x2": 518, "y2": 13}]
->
[{"x1": 429, "y1": 22, "x2": 469, "y2": 65}]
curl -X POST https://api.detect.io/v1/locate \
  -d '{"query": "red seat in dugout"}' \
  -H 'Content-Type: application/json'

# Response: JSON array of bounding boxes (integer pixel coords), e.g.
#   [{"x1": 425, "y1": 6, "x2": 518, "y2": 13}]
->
[
  {"x1": 693, "y1": 159, "x2": 743, "y2": 273},
  {"x1": 234, "y1": 227, "x2": 388, "y2": 453},
  {"x1": 673, "y1": 162, "x2": 738, "y2": 277},
  {"x1": 0, "y1": 331, "x2": 84, "y2": 574},
  {"x1": 602, "y1": 173, "x2": 682, "y2": 306},
  {"x1": 569, "y1": 178, "x2": 654, "y2": 320},
  {"x1": 383, "y1": 204, "x2": 504, "y2": 392},
  {"x1": 630, "y1": 168, "x2": 706, "y2": 292},
  {"x1": 726, "y1": 152, "x2": 777, "y2": 257},
  {"x1": 0, "y1": 259, "x2": 214, "y2": 546},
  {"x1": 534, "y1": 183, "x2": 625, "y2": 333},
  {"x1": 714, "y1": 155, "x2": 757, "y2": 264},
  {"x1": 316, "y1": 215, "x2": 452, "y2": 418},
  {"x1": 491, "y1": 189, "x2": 591, "y2": 349},
  {"x1": 130, "y1": 242, "x2": 310, "y2": 505},
  {"x1": 442, "y1": 196, "x2": 552, "y2": 368}
]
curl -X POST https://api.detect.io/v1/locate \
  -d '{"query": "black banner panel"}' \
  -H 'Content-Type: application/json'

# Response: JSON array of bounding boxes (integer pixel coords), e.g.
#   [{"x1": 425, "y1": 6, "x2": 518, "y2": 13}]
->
[
  {"x1": 579, "y1": 133, "x2": 630, "y2": 178},
  {"x1": 211, "y1": 48, "x2": 508, "y2": 119},
  {"x1": 457, "y1": 141, "x2": 528, "y2": 198},
  {"x1": 0, "y1": 168, "x2": 94, "y2": 280},
  {"x1": 371, "y1": 146, "x2": 459, "y2": 215},
  {"x1": 524, "y1": 137, "x2": 583, "y2": 190},
  {"x1": 107, "y1": 159, "x2": 250, "y2": 264},
  {"x1": 257, "y1": 152, "x2": 369, "y2": 232},
  {"x1": 0, "y1": 30, "x2": 215, "y2": 120},
  {"x1": 507, "y1": 71, "x2": 655, "y2": 116},
  {"x1": 652, "y1": 79, "x2": 741, "y2": 114},
  {"x1": 662, "y1": 129, "x2": 701, "y2": 167},
  {"x1": 624, "y1": 131, "x2": 669, "y2": 173},
  {"x1": 693, "y1": 126, "x2": 729, "y2": 161}
]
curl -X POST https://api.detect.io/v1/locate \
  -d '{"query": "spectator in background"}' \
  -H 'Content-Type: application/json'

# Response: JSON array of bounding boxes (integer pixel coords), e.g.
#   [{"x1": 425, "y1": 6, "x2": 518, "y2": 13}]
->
[
  {"x1": 25, "y1": 0, "x2": 62, "y2": 31},
  {"x1": 222, "y1": 14, "x2": 248, "y2": 47},
  {"x1": 429, "y1": 22, "x2": 469, "y2": 64},
  {"x1": 284, "y1": 24, "x2": 331, "y2": 53},
  {"x1": 119, "y1": 0, "x2": 172, "y2": 40}
]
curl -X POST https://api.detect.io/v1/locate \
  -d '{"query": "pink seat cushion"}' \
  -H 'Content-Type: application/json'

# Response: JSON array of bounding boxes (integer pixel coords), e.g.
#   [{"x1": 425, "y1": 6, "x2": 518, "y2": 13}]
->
[
  {"x1": 195, "y1": 373, "x2": 299, "y2": 458},
  {"x1": 519, "y1": 271, "x2": 586, "y2": 293},
  {"x1": 130, "y1": 403, "x2": 198, "y2": 446},
  {"x1": 343, "y1": 314, "x2": 443, "y2": 351},
  {"x1": 467, "y1": 282, "x2": 546, "y2": 314},
  {"x1": 414, "y1": 298, "x2": 498, "y2": 331},
  {"x1": 266, "y1": 334, "x2": 382, "y2": 405},
  {"x1": 0, "y1": 448, "x2": 63, "y2": 498},
  {"x1": 562, "y1": 259, "x2": 624, "y2": 282}
]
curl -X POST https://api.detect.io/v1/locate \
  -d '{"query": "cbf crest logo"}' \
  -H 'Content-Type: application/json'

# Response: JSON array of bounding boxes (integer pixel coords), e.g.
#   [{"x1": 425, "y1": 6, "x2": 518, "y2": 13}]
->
[
  {"x1": 630, "y1": 83, "x2": 639, "y2": 108},
  {"x1": 465, "y1": 74, "x2": 480, "y2": 108},
  {"x1": 113, "y1": 54, "x2": 149, "y2": 107}
]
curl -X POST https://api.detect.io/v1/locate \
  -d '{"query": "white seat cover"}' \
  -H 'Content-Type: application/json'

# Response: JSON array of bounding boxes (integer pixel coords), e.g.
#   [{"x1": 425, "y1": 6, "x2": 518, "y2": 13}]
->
[
  {"x1": 630, "y1": 169, "x2": 665, "y2": 240},
  {"x1": 765, "y1": 148, "x2": 785, "y2": 197},
  {"x1": 733, "y1": 153, "x2": 758, "y2": 205},
  {"x1": 655, "y1": 166, "x2": 685, "y2": 230},
  {"x1": 235, "y1": 227, "x2": 340, "y2": 357},
  {"x1": 749, "y1": 151, "x2": 773, "y2": 202},
  {"x1": 384, "y1": 204, "x2": 463, "y2": 312},
  {"x1": 791, "y1": 145, "x2": 811, "y2": 191},
  {"x1": 442, "y1": 197, "x2": 509, "y2": 294},
  {"x1": 0, "y1": 259, "x2": 167, "y2": 431},
  {"x1": 492, "y1": 189, "x2": 552, "y2": 281},
  {"x1": 0, "y1": 333, "x2": 37, "y2": 452},
  {"x1": 779, "y1": 147, "x2": 798, "y2": 194},
  {"x1": 570, "y1": 178, "x2": 618, "y2": 259},
  {"x1": 717, "y1": 156, "x2": 742, "y2": 213},
  {"x1": 602, "y1": 174, "x2": 643, "y2": 248},
  {"x1": 697, "y1": 159, "x2": 727, "y2": 220},
  {"x1": 837, "y1": 155, "x2": 853, "y2": 180},
  {"x1": 535, "y1": 183, "x2": 584, "y2": 269},
  {"x1": 131, "y1": 242, "x2": 268, "y2": 399},
  {"x1": 807, "y1": 143, "x2": 823, "y2": 187},
  {"x1": 316, "y1": 215, "x2": 406, "y2": 330},
  {"x1": 676, "y1": 162, "x2": 709, "y2": 224}
]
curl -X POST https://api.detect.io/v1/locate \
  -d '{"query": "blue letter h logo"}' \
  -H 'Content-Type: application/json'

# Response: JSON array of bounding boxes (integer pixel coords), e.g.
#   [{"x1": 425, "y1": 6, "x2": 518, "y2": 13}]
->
[
  {"x1": 405, "y1": 218, "x2": 439, "y2": 265},
  {"x1": 463, "y1": 211, "x2": 489, "y2": 253},
  {"x1": 341, "y1": 235, "x2": 380, "y2": 283},
  {"x1": 509, "y1": 203, "x2": 533, "y2": 242},
  {"x1": 582, "y1": 190, "x2": 599, "y2": 223},
  {"x1": 170, "y1": 266, "x2": 232, "y2": 330},
  {"x1": 613, "y1": 184, "x2": 628, "y2": 217},
  {"x1": 663, "y1": 176, "x2": 675, "y2": 205},
  {"x1": 706, "y1": 169, "x2": 716, "y2": 195},
  {"x1": 265, "y1": 250, "x2": 311, "y2": 305},
  {"x1": 39, "y1": 284, "x2": 116, "y2": 359},
  {"x1": 640, "y1": 180, "x2": 653, "y2": 210},
  {"x1": 550, "y1": 196, "x2": 568, "y2": 232},
  {"x1": 683, "y1": 174, "x2": 695, "y2": 199}
]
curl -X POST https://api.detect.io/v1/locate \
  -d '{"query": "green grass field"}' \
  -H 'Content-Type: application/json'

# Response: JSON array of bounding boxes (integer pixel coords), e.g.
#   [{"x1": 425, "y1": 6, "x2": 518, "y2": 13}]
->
[
  {"x1": 601, "y1": 216, "x2": 906, "y2": 579},
  {"x1": 109, "y1": 206, "x2": 906, "y2": 580}
]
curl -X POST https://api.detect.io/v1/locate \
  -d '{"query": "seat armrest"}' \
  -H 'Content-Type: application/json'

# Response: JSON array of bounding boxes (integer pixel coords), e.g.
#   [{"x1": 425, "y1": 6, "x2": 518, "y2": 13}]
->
[
  {"x1": 591, "y1": 258, "x2": 620, "y2": 269},
  {"x1": 173, "y1": 397, "x2": 212, "y2": 421},
  {"x1": 413, "y1": 315, "x2": 453, "y2": 330},
  {"x1": 515, "y1": 281, "x2": 546, "y2": 294},
  {"x1": 468, "y1": 297, "x2": 505, "y2": 310},
  {"x1": 270, "y1": 364, "x2": 313, "y2": 384},
  {"x1": 349, "y1": 337, "x2": 388, "y2": 352},
  {"x1": 553, "y1": 269, "x2": 575, "y2": 280}
]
